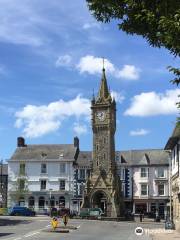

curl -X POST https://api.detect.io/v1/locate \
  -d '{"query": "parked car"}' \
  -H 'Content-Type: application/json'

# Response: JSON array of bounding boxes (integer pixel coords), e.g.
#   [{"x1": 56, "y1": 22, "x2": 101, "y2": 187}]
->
[
  {"x1": 9, "y1": 206, "x2": 36, "y2": 216},
  {"x1": 80, "y1": 208, "x2": 103, "y2": 218}
]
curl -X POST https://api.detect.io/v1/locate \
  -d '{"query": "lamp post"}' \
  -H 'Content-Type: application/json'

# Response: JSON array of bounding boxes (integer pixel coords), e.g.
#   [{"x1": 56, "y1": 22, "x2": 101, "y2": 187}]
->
[{"x1": 49, "y1": 188, "x2": 53, "y2": 214}]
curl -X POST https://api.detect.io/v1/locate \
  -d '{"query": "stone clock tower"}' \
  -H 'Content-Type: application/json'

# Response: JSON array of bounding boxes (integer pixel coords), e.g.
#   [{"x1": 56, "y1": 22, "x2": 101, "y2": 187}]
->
[{"x1": 83, "y1": 68, "x2": 123, "y2": 217}]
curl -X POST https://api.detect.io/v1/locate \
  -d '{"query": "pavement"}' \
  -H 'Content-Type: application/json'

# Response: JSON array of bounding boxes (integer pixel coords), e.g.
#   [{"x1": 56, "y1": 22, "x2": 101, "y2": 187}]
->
[
  {"x1": 151, "y1": 229, "x2": 180, "y2": 240},
  {"x1": 0, "y1": 215, "x2": 170, "y2": 240}
]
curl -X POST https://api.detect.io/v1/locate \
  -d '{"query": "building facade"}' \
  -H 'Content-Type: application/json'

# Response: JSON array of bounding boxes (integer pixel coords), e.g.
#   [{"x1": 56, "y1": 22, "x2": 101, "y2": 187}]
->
[
  {"x1": 8, "y1": 137, "x2": 79, "y2": 213},
  {"x1": 73, "y1": 151, "x2": 91, "y2": 214},
  {"x1": 117, "y1": 150, "x2": 169, "y2": 218},
  {"x1": 165, "y1": 125, "x2": 180, "y2": 227},
  {"x1": 0, "y1": 163, "x2": 8, "y2": 208}
]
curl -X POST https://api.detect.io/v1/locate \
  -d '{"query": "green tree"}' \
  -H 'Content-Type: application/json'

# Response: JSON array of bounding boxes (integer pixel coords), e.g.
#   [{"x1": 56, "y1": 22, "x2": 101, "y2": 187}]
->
[
  {"x1": 9, "y1": 178, "x2": 29, "y2": 205},
  {"x1": 86, "y1": 0, "x2": 180, "y2": 84}
]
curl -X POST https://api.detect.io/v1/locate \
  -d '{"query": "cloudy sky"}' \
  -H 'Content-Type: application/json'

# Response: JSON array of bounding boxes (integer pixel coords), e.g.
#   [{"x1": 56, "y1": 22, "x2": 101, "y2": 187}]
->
[{"x1": 0, "y1": 0, "x2": 179, "y2": 160}]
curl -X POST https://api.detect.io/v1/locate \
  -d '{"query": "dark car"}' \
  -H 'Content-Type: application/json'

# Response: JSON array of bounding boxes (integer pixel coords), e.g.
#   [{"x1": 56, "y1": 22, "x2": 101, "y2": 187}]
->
[{"x1": 9, "y1": 206, "x2": 36, "y2": 216}]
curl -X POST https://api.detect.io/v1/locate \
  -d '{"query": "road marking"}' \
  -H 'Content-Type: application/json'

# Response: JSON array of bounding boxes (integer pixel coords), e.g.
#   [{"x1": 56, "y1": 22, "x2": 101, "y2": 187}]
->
[
  {"x1": 13, "y1": 238, "x2": 22, "y2": 240},
  {"x1": 24, "y1": 232, "x2": 40, "y2": 238}
]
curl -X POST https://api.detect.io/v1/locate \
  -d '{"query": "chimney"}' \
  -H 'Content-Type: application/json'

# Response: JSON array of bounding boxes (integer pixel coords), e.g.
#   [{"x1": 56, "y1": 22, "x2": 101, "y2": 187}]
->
[
  {"x1": 74, "y1": 137, "x2": 79, "y2": 148},
  {"x1": 17, "y1": 137, "x2": 26, "y2": 147}
]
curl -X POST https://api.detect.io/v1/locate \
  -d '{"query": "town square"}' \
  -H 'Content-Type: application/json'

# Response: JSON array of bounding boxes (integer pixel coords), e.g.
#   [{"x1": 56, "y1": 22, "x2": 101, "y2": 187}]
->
[{"x1": 0, "y1": 1, "x2": 180, "y2": 240}]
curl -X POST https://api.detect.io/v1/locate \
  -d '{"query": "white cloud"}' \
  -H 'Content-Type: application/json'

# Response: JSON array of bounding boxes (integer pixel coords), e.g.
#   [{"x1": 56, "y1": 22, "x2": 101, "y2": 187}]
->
[
  {"x1": 76, "y1": 55, "x2": 140, "y2": 80},
  {"x1": 111, "y1": 91, "x2": 125, "y2": 103},
  {"x1": 55, "y1": 55, "x2": 72, "y2": 67},
  {"x1": 82, "y1": 22, "x2": 101, "y2": 30},
  {"x1": 130, "y1": 129, "x2": 150, "y2": 136},
  {"x1": 117, "y1": 65, "x2": 140, "y2": 80},
  {"x1": 73, "y1": 123, "x2": 88, "y2": 135},
  {"x1": 77, "y1": 55, "x2": 115, "y2": 75},
  {"x1": 0, "y1": 1, "x2": 45, "y2": 47},
  {"x1": 124, "y1": 89, "x2": 180, "y2": 117},
  {"x1": 15, "y1": 95, "x2": 91, "y2": 138}
]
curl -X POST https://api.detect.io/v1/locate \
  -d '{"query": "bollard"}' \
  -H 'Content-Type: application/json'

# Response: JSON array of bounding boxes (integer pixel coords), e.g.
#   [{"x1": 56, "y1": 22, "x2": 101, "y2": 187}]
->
[{"x1": 63, "y1": 214, "x2": 69, "y2": 226}]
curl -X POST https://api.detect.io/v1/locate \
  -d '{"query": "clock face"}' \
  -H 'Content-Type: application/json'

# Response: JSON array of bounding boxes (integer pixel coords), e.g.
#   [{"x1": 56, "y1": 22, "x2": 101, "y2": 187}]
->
[{"x1": 96, "y1": 111, "x2": 105, "y2": 121}]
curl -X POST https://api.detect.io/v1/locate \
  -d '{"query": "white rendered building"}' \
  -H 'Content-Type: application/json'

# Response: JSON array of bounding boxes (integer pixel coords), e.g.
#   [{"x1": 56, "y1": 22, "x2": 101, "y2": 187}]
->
[
  {"x1": 165, "y1": 125, "x2": 180, "y2": 228},
  {"x1": 116, "y1": 150, "x2": 169, "y2": 218},
  {"x1": 8, "y1": 137, "x2": 79, "y2": 213}
]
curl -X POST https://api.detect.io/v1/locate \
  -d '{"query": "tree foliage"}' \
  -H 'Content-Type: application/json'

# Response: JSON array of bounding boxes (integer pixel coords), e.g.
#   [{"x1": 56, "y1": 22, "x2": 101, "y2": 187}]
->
[{"x1": 87, "y1": 0, "x2": 180, "y2": 84}]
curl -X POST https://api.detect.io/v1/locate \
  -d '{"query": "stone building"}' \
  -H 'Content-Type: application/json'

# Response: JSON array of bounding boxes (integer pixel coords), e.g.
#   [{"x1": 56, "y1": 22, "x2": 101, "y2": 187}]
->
[
  {"x1": 8, "y1": 137, "x2": 79, "y2": 213},
  {"x1": 165, "y1": 125, "x2": 180, "y2": 227}
]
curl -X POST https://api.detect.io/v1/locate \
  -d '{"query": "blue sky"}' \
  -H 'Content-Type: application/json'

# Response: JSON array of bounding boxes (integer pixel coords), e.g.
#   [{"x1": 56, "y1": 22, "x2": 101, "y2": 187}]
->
[{"x1": 0, "y1": 0, "x2": 179, "y2": 160}]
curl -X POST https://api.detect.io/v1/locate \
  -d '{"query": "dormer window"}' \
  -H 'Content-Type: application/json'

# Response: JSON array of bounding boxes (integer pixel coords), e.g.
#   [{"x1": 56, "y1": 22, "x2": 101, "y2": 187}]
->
[{"x1": 41, "y1": 152, "x2": 47, "y2": 158}]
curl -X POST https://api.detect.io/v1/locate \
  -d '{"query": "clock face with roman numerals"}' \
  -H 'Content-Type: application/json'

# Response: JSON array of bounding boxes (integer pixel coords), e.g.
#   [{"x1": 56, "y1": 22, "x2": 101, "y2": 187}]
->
[{"x1": 96, "y1": 111, "x2": 105, "y2": 121}]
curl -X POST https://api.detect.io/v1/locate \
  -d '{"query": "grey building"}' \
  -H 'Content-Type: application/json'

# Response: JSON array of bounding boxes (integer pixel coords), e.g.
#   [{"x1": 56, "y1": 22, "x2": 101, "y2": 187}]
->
[{"x1": 0, "y1": 163, "x2": 8, "y2": 208}]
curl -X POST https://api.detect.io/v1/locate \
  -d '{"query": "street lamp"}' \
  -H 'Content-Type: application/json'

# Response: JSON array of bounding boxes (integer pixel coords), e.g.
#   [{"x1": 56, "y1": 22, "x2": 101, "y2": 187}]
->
[{"x1": 49, "y1": 188, "x2": 53, "y2": 213}]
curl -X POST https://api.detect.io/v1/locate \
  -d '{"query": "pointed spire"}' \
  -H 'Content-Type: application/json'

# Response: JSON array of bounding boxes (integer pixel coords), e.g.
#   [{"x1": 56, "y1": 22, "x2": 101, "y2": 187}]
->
[{"x1": 96, "y1": 58, "x2": 112, "y2": 102}]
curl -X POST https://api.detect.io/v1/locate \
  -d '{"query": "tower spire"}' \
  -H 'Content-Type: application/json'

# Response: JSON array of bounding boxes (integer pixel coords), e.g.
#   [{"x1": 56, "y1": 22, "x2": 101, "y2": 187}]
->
[{"x1": 97, "y1": 58, "x2": 111, "y2": 102}]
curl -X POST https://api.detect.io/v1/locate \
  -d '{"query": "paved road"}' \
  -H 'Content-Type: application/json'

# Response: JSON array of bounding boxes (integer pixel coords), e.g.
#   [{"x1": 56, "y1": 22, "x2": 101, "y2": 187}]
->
[{"x1": 0, "y1": 216, "x2": 165, "y2": 240}]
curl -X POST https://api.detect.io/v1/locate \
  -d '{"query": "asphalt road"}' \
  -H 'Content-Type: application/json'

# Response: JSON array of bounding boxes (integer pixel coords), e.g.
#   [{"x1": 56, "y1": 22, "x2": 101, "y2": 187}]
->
[{"x1": 0, "y1": 216, "x2": 165, "y2": 240}]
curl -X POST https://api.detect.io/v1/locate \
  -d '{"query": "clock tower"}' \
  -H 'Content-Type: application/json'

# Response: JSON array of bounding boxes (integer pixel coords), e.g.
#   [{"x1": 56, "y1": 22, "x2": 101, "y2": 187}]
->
[{"x1": 83, "y1": 67, "x2": 123, "y2": 217}]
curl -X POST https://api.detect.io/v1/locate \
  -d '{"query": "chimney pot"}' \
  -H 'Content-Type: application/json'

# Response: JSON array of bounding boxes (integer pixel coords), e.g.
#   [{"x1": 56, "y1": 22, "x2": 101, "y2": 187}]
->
[
  {"x1": 17, "y1": 137, "x2": 25, "y2": 147},
  {"x1": 74, "y1": 137, "x2": 79, "y2": 148}
]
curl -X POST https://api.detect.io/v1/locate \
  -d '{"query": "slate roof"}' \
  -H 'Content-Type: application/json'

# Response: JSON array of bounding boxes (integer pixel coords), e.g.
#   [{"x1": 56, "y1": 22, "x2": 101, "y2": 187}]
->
[
  {"x1": 75, "y1": 149, "x2": 168, "y2": 167},
  {"x1": 10, "y1": 144, "x2": 78, "y2": 161},
  {"x1": 116, "y1": 149, "x2": 169, "y2": 166},
  {"x1": 165, "y1": 124, "x2": 180, "y2": 150},
  {"x1": 76, "y1": 151, "x2": 92, "y2": 167}
]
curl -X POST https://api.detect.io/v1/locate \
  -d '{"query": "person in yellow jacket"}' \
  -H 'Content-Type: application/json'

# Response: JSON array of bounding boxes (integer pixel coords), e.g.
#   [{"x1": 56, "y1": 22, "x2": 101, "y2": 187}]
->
[{"x1": 51, "y1": 217, "x2": 58, "y2": 230}]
